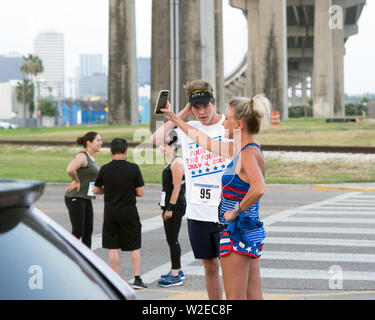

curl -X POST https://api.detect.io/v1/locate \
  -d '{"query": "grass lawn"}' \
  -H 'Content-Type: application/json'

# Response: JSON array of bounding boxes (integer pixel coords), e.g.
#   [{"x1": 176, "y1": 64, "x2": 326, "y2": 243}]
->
[
  {"x1": 1, "y1": 118, "x2": 374, "y2": 184},
  {"x1": 257, "y1": 118, "x2": 375, "y2": 146},
  {"x1": 0, "y1": 144, "x2": 374, "y2": 184},
  {"x1": 1, "y1": 118, "x2": 375, "y2": 146},
  {"x1": 0, "y1": 124, "x2": 150, "y2": 143}
]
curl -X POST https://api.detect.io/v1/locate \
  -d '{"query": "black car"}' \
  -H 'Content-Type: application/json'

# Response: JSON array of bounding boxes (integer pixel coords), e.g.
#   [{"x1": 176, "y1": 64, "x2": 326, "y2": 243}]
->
[{"x1": 0, "y1": 179, "x2": 135, "y2": 300}]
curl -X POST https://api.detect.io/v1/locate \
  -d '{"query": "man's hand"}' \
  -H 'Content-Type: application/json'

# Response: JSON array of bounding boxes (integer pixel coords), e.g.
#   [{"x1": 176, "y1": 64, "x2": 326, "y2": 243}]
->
[{"x1": 180, "y1": 102, "x2": 193, "y2": 119}]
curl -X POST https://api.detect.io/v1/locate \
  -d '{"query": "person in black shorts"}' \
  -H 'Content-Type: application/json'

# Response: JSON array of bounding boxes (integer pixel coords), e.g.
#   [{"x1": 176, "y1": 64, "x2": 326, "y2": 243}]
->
[{"x1": 93, "y1": 138, "x2": 147, "y2": 289}]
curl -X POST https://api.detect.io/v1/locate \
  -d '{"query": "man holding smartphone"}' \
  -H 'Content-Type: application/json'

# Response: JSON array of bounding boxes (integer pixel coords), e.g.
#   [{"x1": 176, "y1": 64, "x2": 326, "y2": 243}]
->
[{"x1": 151, "y1": 79, "x2": 230, "y2": 300}]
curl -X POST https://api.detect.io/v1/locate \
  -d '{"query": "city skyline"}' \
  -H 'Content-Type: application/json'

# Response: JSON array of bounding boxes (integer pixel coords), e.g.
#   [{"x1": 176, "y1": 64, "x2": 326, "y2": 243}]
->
[{"x1": 0, "y1": 0, "x2": 374, "y2": 96}]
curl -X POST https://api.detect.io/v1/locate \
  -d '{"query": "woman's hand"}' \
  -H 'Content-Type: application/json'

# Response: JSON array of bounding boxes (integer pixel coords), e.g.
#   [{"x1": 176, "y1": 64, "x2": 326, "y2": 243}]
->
[
  {"x1": 224, "y1": 210, "x2": 239, "y2": 222},
  {"x1": 67, "y1": 181, "x2": 80, "y2": 192},
  {"x1": 163, "y1": 210, "x2": 173, "y2": 220},
  {"x1": 160, "y1": 101, "x2": 177, "y2": 122}
]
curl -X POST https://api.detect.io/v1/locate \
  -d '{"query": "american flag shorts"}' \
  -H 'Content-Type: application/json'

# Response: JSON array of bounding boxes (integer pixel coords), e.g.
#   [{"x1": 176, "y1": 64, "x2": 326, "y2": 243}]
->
[{"x1": 219, "y1": 231, "x2": 264, "y2": 258}]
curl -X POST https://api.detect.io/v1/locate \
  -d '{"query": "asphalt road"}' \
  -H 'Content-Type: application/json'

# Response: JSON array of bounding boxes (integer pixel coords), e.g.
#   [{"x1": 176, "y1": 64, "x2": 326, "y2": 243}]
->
[{"x1": 34, "y1": 183, "x2": 375, "y2": 300}]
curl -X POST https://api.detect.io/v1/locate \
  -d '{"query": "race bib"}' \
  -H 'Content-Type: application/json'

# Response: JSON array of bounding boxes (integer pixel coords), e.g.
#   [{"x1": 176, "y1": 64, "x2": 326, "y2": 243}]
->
[
  {"x1": 190, "y1": 183, "x2": 221, "y2": 206},
  {"x1": 87, "y1": 182, "x2": 95, "y2": 196},
  {"x1": 160, "y1": 191, "x2": 166, "y2": 207}
]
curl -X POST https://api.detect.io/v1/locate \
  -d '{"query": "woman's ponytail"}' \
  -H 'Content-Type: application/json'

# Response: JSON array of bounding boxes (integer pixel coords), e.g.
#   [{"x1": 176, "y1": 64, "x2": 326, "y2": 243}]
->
[{"x1": 229, "y1": 94, "x2": 272, "y2": 134}]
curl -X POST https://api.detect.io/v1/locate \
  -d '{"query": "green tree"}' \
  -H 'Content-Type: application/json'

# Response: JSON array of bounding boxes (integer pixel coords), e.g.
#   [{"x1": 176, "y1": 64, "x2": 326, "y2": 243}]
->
[
  {"x1": 15, "y1": 79, "x2": 35, "y2": 127},
  {"x1": 19, "y1": 55, "x2": 44, "y2": 125},
  {"x1": 39, "y1": 98, "x2": 57, "y2": 116},
  {"x1": 20, "y1": 54, "x2": 44, "y2": 78}
]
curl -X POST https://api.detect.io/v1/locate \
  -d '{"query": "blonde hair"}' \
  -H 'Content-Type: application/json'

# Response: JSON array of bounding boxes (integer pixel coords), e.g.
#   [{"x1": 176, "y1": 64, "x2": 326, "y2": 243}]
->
[{"x1": 228, "y1": 94, "x2": 271, "y2": 134}]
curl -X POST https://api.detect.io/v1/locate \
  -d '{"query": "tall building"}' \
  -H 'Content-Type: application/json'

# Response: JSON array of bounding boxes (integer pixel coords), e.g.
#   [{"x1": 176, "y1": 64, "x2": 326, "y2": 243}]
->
[
  {"x1": 80, "y1": 54, "x2": 103, "y2": 77},
  {"x1": 33, "y1": 31, "x2": 65, "y2": 98},
  {"x1": 78, "y1": 54, "x2": 106, "y2": 98},
  {"x1": 0, "y1": 54, "x2": 23, "y2": 82},
  {"x1": 80, "y1": 73, "x2": 108, "y2": 98}
]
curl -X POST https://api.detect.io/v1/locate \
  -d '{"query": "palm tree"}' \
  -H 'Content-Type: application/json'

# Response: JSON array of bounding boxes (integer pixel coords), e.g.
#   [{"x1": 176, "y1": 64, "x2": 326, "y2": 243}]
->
[
  {"x1": 19, "y1": 55, "x2": 44, "y2": 124},
  {"x1": 15, "y1": 79, "x2": 35, "y2": 127},
  {"x1": 20, "y1": 54, "x2": 44, "y2": 78}
]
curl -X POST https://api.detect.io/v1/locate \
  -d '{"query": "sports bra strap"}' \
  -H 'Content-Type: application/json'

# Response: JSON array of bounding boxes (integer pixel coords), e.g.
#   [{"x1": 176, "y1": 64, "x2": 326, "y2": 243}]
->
[{"x1": 240, "y1": 143, "x2": 263, "y2": 154}]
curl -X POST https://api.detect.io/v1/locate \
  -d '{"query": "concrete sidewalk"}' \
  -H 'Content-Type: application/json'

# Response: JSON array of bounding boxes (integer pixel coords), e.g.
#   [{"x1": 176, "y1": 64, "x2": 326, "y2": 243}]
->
[{"x1": 134, "y1": 288, "x2": 375, "y2": 300}]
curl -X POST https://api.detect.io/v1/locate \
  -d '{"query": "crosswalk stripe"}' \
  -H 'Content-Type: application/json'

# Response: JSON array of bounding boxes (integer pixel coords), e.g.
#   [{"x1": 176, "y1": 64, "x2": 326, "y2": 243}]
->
[
  {"x1": 282, "y1": 217, "x2": 375, "y2": 224},
  {"x1": 265, "y1": 237, "x2": 375, "y2": 247},
  {"x1": 294, "y1": 210, "x2": 375, "y2": 215},
  {"x1": 262, "y1": 251, "x2": 375, "y2": 263},
  {"x1": 260, "y1": 268, "x2": 375, "y2": 281},
  {"x1": 182, "y1": 266, "x2": 375, "y2": 281},
  {"x1": 339, "y1": 201, "x2": 375, "y2": 204},
  {"x1": 267, "y1": 226, "x2": 375, "y2": 235},
  {"x1": 318, "y1": 206, "x2": 374, "y2": 210}
]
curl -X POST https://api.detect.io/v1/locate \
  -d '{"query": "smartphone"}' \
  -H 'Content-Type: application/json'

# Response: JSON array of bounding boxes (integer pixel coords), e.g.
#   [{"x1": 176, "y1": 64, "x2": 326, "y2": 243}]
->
[{"x1": 154, "y1": 90, "x2": 170, "y2": 115}]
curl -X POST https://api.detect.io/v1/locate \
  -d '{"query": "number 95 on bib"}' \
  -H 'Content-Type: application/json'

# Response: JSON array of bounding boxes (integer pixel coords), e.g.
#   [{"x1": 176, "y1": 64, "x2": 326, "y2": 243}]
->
[{"x1": 190, "y1": 183, "x2": 221, "y2": 206}]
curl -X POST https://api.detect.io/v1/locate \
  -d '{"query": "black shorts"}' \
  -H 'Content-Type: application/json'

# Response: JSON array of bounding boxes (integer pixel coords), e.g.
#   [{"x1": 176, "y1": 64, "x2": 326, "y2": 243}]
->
[
  {"x1": 102, "y1": 219, "x2": 141, "y2": 251},
  {"x1": 187, "y1": 219, "x2": 220, "y2": 259}
]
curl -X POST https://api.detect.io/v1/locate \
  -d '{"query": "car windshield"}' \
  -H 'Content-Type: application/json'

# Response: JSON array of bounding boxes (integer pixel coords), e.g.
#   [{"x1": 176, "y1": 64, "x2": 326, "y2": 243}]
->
[{"x1": 0, "y1": 207, "x2": 113, "y2": 300}]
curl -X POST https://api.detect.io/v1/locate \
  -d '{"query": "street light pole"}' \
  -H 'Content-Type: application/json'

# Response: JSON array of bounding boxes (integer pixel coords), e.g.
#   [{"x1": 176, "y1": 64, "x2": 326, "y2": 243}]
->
[{"x1": 170, "y1": 0, "x2": 180, "y2": 113}]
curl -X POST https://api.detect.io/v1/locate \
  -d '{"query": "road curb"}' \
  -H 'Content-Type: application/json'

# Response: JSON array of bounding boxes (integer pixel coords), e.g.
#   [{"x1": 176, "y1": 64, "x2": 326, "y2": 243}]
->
[{"x1": 313, "y1": 185, "x2": 375, "y2": 192}]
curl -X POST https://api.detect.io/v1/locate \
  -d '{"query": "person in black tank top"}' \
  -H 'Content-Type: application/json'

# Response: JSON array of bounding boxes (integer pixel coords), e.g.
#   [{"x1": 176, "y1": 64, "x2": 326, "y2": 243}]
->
[{"x1": 158, "y1": 133, "x2": 186, "y2": 287}]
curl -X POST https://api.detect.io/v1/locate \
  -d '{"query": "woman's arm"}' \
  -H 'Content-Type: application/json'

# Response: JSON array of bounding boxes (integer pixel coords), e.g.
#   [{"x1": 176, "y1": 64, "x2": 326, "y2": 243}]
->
[
  {"x1": 169, "y1": 158, "x2": 184, "y2": 204},
  {"x1": 161, "y1": 102, "x2": 235, "y2": 159},
  {"x1": 224, "y1": 149, "x2": 265, "y2": 221},
  {"x1": 66, "y1": 153, "x2": 87, "y2": 192},
  {"x1": 163, "y1": 158, "x2": 184, "y2": 220}
]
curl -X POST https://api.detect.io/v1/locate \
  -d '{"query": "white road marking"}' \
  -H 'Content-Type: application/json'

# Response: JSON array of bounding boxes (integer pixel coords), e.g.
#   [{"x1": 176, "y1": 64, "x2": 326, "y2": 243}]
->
[
  {"x1": 182, "y1": 266, "x2": 375, "y2": 281},
  {"x1": 282, "y1": 217, "x2": 375, "y2": 224},
  {"x1": 265, "y1": 236, "x2": 375, "y2": 247}
]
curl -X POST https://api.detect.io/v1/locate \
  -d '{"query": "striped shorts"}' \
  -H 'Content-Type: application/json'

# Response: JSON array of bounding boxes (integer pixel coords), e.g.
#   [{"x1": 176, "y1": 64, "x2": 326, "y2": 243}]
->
[{"x1": 219, "y1": 231, "x2": 264, "y2": 258}]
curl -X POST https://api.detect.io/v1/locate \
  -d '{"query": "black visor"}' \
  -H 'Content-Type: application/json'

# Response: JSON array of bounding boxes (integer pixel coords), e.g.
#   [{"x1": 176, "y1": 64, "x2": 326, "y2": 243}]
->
[{"x1": 189, "y1": 90, "x2": 213, "y2": 107}]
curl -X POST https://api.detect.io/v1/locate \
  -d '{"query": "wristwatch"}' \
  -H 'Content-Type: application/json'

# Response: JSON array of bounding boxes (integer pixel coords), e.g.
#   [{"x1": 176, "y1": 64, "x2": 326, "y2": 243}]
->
[{"x1": 233, "y1": 202, "x2": 245, "y2": 214}]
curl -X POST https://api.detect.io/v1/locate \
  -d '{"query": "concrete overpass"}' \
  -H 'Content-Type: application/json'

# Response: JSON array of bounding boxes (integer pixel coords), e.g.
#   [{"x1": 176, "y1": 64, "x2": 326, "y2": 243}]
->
[
  {"x1": 107, "y1": 0, "x2": 366, "y2": 128},
  {"x1": 225, "y1": 0, "x2": 366, "y2": 119}
]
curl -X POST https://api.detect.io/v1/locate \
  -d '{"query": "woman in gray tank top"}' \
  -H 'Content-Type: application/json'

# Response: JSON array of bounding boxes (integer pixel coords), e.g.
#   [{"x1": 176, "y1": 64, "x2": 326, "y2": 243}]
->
[{"x1": 65, "y1": 131, "x2": 102, "y2": 248}]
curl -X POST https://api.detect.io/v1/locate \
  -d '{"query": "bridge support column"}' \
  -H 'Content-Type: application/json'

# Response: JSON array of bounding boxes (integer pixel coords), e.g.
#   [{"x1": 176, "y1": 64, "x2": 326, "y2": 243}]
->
[
  {"x1": 231, "y1": 0, "x2": 288, "y2": 119},
  {"x1": 150, "y1": 0, "x2": 171, "y2": 132},
  {"x1": 179, "y1": 0, "x2": 217, "y2": 106},
  {"x1": 108, "y1": 0, "x2": 138, "y2": 125},
  {"x1": 333, "y1": 27, "x2": 345, "y2": 117},
  {"x1": 150, "y1": 0, "x2": 218, "y2": 132},
  {"x1": 301, "y1": 77, "x2": 308, "y2": 106},
  {"x1": 313, "y1": 0, "x2": 334, "y2": 118}
]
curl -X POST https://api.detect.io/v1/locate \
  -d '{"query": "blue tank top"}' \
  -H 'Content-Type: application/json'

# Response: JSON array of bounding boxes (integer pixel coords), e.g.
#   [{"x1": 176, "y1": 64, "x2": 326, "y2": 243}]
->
[{"x1": 219, "y1": 143, "x2": 266, "y2": 244}]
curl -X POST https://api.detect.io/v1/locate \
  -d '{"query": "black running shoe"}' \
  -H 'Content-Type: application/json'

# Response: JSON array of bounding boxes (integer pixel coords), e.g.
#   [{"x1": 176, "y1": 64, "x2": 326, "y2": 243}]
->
[{"x1": 132, "y1": 277, "x2": 148, "y2": 289}]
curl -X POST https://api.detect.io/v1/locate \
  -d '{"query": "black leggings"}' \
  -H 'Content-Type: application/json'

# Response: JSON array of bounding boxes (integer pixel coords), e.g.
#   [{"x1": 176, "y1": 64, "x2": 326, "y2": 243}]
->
[
  {"x1": 163, "y1": 204, "x2": 185, "y2": 270},
  {"x1": 64, "y1": 196, "x2": 94, "y2": 248}
]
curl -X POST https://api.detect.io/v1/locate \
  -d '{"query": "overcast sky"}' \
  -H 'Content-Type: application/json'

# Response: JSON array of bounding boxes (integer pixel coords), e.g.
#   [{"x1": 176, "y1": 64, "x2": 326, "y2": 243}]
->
[{"x1": 0, "y1": 0, "x2": 373, "y2": 96}]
